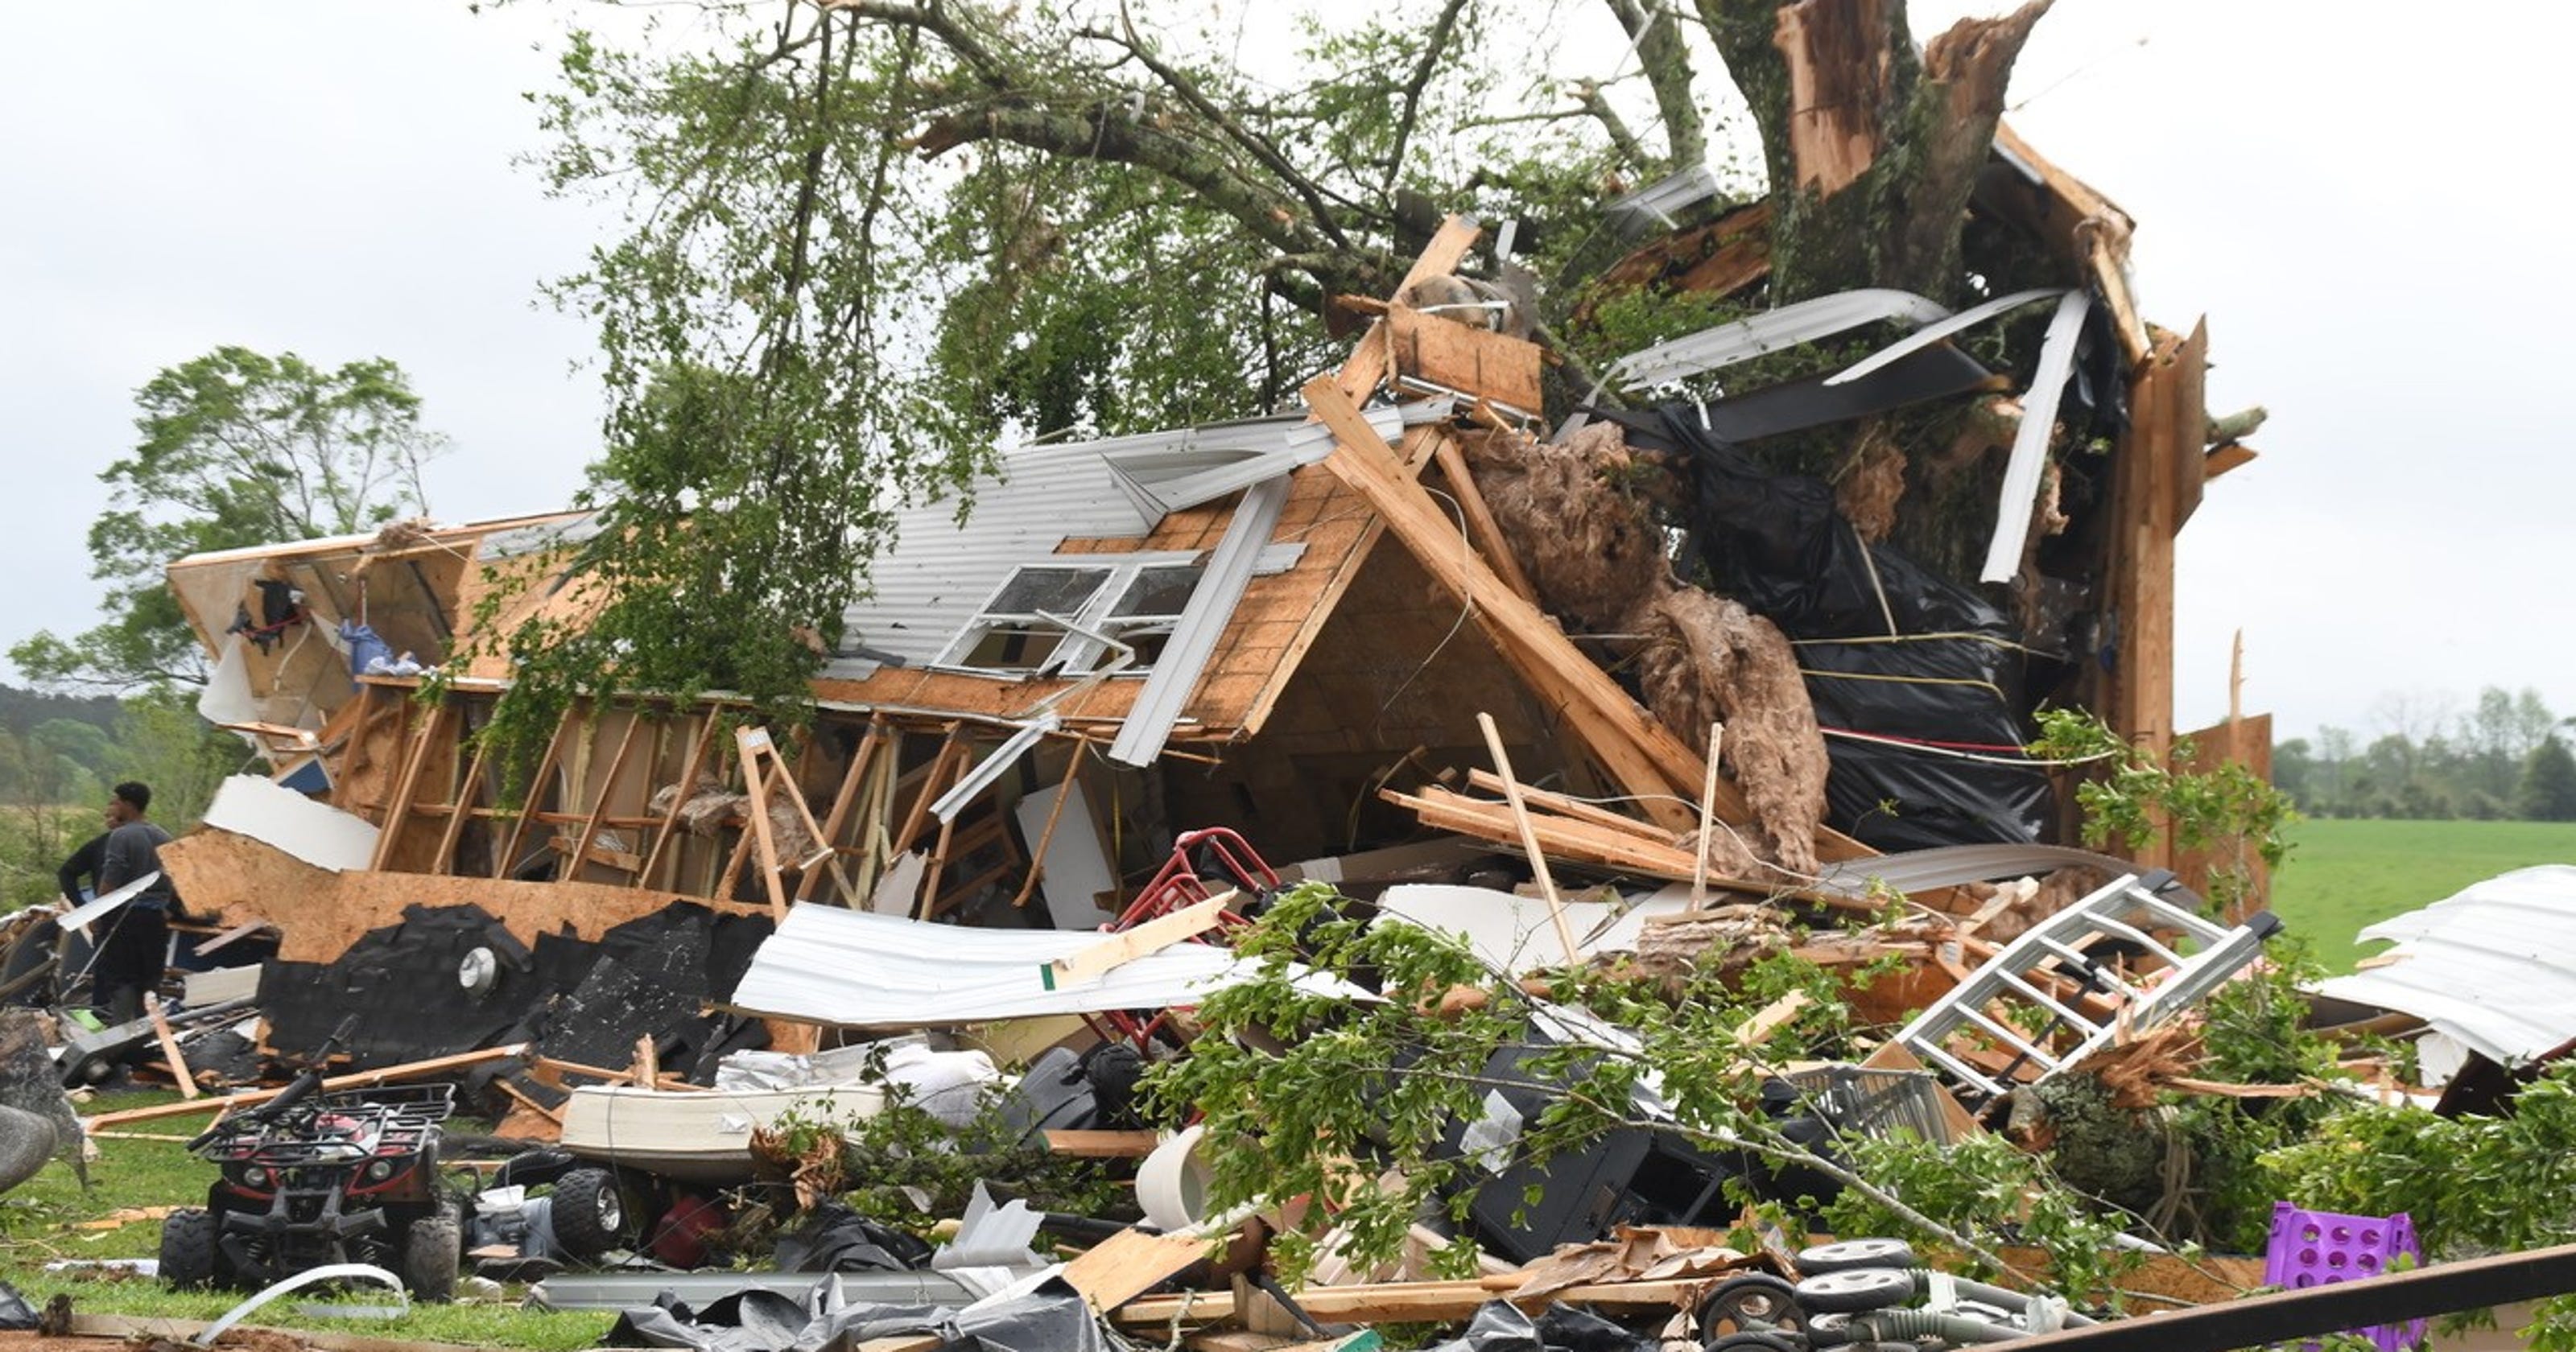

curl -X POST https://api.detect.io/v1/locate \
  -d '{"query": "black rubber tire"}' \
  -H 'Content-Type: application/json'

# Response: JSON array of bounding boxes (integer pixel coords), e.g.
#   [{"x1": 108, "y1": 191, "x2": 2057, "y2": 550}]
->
[
  {"x1": 1707, "y1": 1333, "x2": 1804, "y2": 1352},
  {"x1": 1797, "y1": 1238, "x2": 1918, "y2": 1274},
  {"x1": 1797, "y1": 1268, "x2": 1916, "y2": 1314},
  {"x1": 402, "y1": 1209, "x2": 461, "y2": 1302},
  {"x1": 159, "y1": 1209, "x2": 219, "y2": 1289},
  {"x1": 549, "y1": 1167, "x2": 628, "y2": 1259},
  {"x1": 1700, "y1": 1273, "x2": 1806, "y2": 1339}
]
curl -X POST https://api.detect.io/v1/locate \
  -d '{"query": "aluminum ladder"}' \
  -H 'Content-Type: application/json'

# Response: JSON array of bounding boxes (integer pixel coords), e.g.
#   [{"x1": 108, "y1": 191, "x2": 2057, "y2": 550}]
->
[{"x1": 1892, "y1": 870, "x2": 2285, "y2": 1101}]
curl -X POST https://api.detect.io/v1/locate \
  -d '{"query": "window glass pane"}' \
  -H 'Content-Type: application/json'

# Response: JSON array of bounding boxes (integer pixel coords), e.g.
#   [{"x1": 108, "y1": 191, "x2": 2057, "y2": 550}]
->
[
  {"x1": 1108, "y1": 564, "x2": 1203, "y2": 619},
  {"x1": 988, "y1": 566, "x2": 1107, "y2": 616}
]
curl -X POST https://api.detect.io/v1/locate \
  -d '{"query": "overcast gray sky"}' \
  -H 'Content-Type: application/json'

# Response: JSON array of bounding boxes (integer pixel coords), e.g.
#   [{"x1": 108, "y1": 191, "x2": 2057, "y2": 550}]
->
[{"x1": 2, "y1": 1, "x2": 2560, "y2": 744}]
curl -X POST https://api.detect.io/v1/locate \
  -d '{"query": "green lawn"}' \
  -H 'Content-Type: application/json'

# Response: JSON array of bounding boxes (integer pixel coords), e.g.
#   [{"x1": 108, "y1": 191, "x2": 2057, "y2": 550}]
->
[
  {"x1": 2268, "y1": 818, "x2": 2576, "y2": 974},
  {"x1": 0, "y1": 1089, "x2": 612, "y2": 1350}
]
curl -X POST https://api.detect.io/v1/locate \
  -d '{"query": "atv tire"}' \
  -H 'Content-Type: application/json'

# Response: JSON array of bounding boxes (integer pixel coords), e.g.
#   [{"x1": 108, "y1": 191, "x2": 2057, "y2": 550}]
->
[
  {"x1": 159, "y1": 1208, "x2": 220, "y2": 1289},
  {"x1": 550, "y1": 1167, "x2": 627, "y2": 1259},
  {"x1": 402, "y1": 1206, "x2": 461, "y2": 1302}
]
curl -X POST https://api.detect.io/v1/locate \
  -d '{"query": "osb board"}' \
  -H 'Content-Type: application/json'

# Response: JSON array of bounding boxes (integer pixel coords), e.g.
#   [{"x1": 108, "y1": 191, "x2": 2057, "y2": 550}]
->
[
  {"x1": 1388, "y1": 307, "x2": 1542, "y2": 412},
  {"x1": 2173, "y1": 712, "x2": 2273, "y2": 923},
  {"x1": 167, "y1": 511, "x2": 584, "y2": 653},
  {"x1": 158, "y1": 827, "x2": 336, "y2": 935}
]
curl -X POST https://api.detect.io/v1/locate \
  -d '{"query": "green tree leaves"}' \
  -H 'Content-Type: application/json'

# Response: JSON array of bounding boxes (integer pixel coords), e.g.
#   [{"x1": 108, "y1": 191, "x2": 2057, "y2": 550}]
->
[{"x1": 13, "y1": 346, "x2": 443, "y2": 690}]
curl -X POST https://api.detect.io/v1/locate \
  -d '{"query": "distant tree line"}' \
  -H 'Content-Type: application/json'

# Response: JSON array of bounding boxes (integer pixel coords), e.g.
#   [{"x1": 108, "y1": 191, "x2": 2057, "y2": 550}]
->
[
  {"x1": 2277, "y1": 686, "x2": 2576, "y2": 822},
  {"x1": 0, "y1": 683, "x2": 238, "y2": 912}
]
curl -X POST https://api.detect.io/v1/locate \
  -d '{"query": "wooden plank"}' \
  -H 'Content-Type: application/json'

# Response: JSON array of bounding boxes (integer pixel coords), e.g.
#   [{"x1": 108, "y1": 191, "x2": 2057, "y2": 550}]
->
[
  {"x1": 1302, "y1": 380, "x2": 1703, "y2": 836},
  {"x1": 893, "y1": 726, "x2": 965, "y2": 854},
  {"x1": 1428, "y1": 435, "x2": 1539, "y2": 604},
  {"x1": 1116, "y1": 1276, "x2": 1710, "y2": 1328},
  {"x1": 2103, "y1": 327, "x2": 2195, "y2": 867},
  {"x1": 69, "y1": 1313, "x2": 500, "y2": 1352},
  {"x1": 1476, "y1": 711, "x2": 1579, "y2": 962},
  {"x1": 368, "y1": 700, "x2": 452, "y2": 870},
  {"x1": 1044, "y1": 1128, "x2": 1162, "y2": 1158},
  {"x1": 85, "y1": 1044, "x2": 528, "y2": 1127},
  {"x1": 565, "y1": 711, "x2": 646, "y2": 884},
  {"x1": 2167, "y1": 319, "x2": 2211, "y2": 530},
  {"x1": 496, "y1": 1078, "x2": 565, "y2": 1125},
  {"x1": 638, "y1": 711, "x2": 720, "y2": 891},
  {"x1": 1044, "y1": 892, "x2": 1234, "y2": 990},
  {"x1": 430, "y1": 729, "x2": 491, "y2": 877},
  {"x1": 1334, "y1": 216, "x2": 1482, "y2": 402},
  {"x1": 1063, "y1": 1226, "x2": 1223, "y2": 1313},
  {"x1": 493, "y1": 704, "x2": 578, "y2": 880},
  {"x1": 1460, "y1": 769, "x2": 1684, "y2": 845},
  {"x1": 2206, "y1": 443, "x2": 2258, "y2": 479},
  {"x1": 796, "y1": 718, "x2": 883, "y2": 904},
  {"x1": 1387, "y1": 305, "x2": 1542, "y2": 413},
  {"x1": 2173, "y1": 711, "x2": 2274, "y2": 923},
  {"x1": 737, "y1": 728, "x2": 791, "y2": 920},
  {"x1": 142, "y1": 993, "x2": 197, "y2": 1100},
  {"x1": 1010, "y1": 736, "x2": 1088, "y2": 909}
]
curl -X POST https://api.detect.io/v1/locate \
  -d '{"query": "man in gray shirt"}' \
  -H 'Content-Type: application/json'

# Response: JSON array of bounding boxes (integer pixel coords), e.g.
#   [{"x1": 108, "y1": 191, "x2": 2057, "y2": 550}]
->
[{"x1": 86, "y1": 781, "x2": 180, "y2": 1024}]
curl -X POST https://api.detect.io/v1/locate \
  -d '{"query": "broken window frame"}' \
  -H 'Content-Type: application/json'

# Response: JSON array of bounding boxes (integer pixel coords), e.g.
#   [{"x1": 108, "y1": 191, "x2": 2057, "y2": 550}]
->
[{"x1": 931, "y1": 554, "x2": 1208, "y2": 678}]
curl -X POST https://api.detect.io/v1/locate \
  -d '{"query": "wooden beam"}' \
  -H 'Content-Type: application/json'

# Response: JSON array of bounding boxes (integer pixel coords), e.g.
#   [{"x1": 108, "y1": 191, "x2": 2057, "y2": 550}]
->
[
  {"x1": 564, "y1": 711, "x2": 646, "y2": 884},
  {"x1": 638, "y1": 711, "x2": 720, "y2": 891},
  {"x1": 493, "y1": 705, "x2": 578, "y2": 880},
  {"x1": 737, "y1": 728, "x2": 791, "y2": 920},
  {"x1": 1387, "y1": 304, "x2": 1542, "y2": 413},
  {"x1": 1010, "y1": 736, "x2": 1089, "y2": 909},
  {"x1": 1305, "y1": 377, "x2": 1711, "y2": 836},
  {"x1": 429, "y1": 729, "x2": 490, "y2": 878},
  {"x1": 1476, "y1": 711, "x2": 1579, "y2": 962},
  {"x1": 368, "y1": 700, "x2": 452, "y2": 871},
  {"x1": 1043, "y1": 1128, "x2": 1162, "y2": 1158},
  {"x1": 1428, "y1": 435, "x2": 1539, "y2": 604},
  {"x1": 143, "y1": 993, "x2": 197, "y2": 1100},
  {"x1": 2205, "y1": 443, "x2": 2258, "y2": 479},
  {"x1": 85, "y1": 1044, "x2": 528, "y2": 1127},
  {"x1": 1043, "y1": 892, "x2": 1234, "y2": 990},
  {"x1": 893, "y1": 725, "x2": 966, "y2": 855},
  {"x1": 796, "y1": 719, "x2": 884, "y2": 905},
  {"x1": 1116, "y1": 1275, "x2": 1710, "y2": 1328}
]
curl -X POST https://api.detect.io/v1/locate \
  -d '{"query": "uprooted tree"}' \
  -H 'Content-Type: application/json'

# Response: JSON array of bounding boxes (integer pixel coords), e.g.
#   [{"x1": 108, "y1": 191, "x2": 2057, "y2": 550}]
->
[{"x1": 489, "y1": 0, "x2": 2100, "y2": 802}]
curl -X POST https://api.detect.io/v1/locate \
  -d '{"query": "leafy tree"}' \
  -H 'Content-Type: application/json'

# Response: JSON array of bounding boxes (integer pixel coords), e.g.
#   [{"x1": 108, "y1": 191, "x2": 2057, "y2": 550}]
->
[
  {"x1": 12, "y1": 346, "x2": 445, "y2": 690},
  {"x1": 485, "y1": 0, "x2": 2060, "y2": 746},
  {"x1": 2520, "y1": 736, "x2": 2576, "y2": 822}
]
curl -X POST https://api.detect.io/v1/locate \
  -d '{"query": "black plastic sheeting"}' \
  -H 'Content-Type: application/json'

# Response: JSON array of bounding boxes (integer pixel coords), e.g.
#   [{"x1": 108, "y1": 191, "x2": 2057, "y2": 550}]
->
[
  {"x1": 773, "y1": 1203, "x2": 935, "y2": 1274},
  {"x1": 1422, "y1": 1300, "x2": 1659, "y2": 1352},
  {"x1": 260, "y1": 901, "x2": 772, "y2": 1079},
  {"x1": 606, "y1": 1283, "x2": 1113, "y2": 1352},
  {"x1": 1602, "y1": 407, "x2": 2053, "y2": 851},
  {"x1": 0, "y1": 1280, "x2": 35, "y2": 1331}
]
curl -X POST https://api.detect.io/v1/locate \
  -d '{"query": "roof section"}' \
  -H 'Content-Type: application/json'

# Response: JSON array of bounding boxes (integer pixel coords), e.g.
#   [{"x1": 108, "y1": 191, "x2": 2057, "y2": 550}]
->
[{"x1": 2313, "y1": 865, "x2": 2576, "y2": 1067}]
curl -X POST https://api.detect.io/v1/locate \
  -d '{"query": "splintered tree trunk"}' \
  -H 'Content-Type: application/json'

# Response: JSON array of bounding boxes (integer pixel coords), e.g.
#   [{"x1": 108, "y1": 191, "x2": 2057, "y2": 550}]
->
[{"x1": 1703, "y1": 0, "x2": 2054, "y2": 303}]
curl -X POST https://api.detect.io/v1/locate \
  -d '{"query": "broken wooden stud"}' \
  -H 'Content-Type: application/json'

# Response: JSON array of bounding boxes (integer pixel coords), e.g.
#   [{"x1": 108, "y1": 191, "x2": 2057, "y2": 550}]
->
[{"x1": 1475, "y1": 711, "x2": 1581, "y2": 965}]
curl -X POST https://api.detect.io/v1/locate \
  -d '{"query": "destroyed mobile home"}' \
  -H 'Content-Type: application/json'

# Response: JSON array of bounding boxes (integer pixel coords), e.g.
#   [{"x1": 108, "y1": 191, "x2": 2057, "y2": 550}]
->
[{"x1": 9, "y1": 126, "x2": 2567, "y2": 1352}]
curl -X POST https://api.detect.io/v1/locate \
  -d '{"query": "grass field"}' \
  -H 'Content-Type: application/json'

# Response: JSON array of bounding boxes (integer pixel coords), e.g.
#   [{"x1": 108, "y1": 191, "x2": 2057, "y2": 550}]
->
[
  {"x1": 0, "y1": 1088, "x2": 611, "y2": 1350},
  {"x1": 2268, "y1": 817, "x2": 2576, "y2": 973}
]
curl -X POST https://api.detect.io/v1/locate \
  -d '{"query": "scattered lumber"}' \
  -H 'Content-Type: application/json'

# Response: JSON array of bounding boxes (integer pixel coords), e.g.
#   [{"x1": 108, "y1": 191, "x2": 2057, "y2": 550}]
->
[{"x1": 83, "y1": 1044, "x2": 527, "y2": 1127}]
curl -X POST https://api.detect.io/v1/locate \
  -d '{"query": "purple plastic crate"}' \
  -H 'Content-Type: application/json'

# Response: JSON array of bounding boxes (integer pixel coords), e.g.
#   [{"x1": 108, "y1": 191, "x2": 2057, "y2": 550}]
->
[{"x1": 2264, "y1": 1202, "x2": 2425, "y2": 1352}]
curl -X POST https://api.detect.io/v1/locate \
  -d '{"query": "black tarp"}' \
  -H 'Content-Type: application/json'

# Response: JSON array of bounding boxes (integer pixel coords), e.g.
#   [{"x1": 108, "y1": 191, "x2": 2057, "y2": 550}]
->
[
  {"x1": 260, "y1": 901, "x2": 772, "y2": 1077},
  {"x1": 1600, "y1": 405, "x2": 2054, "y2": 851}
]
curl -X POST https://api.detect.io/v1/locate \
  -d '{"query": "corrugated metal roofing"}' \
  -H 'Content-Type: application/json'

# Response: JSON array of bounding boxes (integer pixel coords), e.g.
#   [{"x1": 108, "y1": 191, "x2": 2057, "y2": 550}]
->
[
  {"x1": 829, "y1": 409, "x2": 1406, "y2": 676},
  {"x1": 727, "y1": 902, "x2": 1372, "y2": 1027},
  {"x1": 2313, "y1": 865, "x2": 2576, "y2": 1067}
]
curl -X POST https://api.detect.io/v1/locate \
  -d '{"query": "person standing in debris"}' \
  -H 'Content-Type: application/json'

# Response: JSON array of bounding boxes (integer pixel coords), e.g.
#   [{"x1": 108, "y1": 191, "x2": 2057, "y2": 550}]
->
[{"x1": 85, "y1": 782, "x2": 181, "y2": 1024}]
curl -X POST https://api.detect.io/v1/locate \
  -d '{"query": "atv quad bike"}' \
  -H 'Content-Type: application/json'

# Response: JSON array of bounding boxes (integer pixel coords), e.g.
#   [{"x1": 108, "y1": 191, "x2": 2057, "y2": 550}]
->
[{"x1": 160, "y1": 1018, "x2": 464, "y2": 1300}]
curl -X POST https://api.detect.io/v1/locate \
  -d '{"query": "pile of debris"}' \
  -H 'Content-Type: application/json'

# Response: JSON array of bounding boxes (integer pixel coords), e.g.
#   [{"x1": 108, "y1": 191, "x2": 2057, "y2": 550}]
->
[{"x1": 14, "y1": 124, "x2": 2550, "y2": 1352}]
